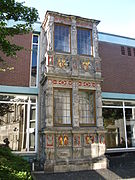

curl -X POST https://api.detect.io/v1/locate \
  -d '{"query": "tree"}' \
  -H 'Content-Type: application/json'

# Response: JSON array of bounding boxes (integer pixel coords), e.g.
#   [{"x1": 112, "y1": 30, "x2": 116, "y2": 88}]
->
[{"x1": 0, "y1": 0, "x2": 39, "y2": 64}]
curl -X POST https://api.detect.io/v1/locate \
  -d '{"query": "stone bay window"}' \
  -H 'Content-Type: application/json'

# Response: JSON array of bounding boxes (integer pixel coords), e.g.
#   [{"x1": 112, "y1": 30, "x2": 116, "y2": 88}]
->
[{"x1": 40, "y1": 11, "x2": 106, "y2": 172}]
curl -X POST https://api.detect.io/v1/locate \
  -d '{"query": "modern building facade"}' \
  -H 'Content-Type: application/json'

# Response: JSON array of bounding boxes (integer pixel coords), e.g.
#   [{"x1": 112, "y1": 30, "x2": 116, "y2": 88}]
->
[
  {"x1": 0, "y1": 11, "x2": 135, "y2": 172},
  {"x1": 0, "y1": 22, "x2": 40, "y2": 160}
]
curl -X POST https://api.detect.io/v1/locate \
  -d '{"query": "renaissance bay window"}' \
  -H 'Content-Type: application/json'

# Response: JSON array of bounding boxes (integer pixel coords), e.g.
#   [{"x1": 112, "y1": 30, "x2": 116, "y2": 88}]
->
[
  {"x1": 103, "y1": 100, "x2": 135, "y2": 150},
  {"x1": 77, "y1": 28, "x2": 93, "y2": 56},
  {"x1": 79, "y1": 91, "x2": 95, "y2": 125},
  {"x1": 53, "y1": 89, "x2": 71, "y2": 125},
  {"x1": 54, "y1": 24, "x2": 70, "y2": 53},
  {"x1": 0, "y1": 94, "x2": 37, "y2": 152}
]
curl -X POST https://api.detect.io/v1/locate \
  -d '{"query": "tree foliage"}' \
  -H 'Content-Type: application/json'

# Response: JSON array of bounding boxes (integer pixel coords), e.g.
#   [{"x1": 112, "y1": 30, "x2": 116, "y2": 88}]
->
[
  {"x1": 0, "y1": 146, "x2": 32, "y2": 179},
  {"x1": 0, "y1": 0, "x2": 39, "y2": 63}
]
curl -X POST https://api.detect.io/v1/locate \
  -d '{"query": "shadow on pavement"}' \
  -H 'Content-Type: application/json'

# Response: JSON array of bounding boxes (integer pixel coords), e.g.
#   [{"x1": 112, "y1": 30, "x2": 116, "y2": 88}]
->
[
  {"x1": 106, "y1": 152, "x2": 135, "y2": 179},
  {"x1": 32, "y1": 170, "x2": 106, "y2": 180}
]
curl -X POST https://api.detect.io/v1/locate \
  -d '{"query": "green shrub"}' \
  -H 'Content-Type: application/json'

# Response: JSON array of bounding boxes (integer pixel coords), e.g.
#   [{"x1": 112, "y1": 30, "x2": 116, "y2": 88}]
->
[{"x1": 0, "y1": 146, "x2": 32, "y2": 180}]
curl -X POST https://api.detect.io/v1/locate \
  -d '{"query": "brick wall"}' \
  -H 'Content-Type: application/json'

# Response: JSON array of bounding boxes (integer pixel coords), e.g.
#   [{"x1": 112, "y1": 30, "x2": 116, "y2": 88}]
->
[
  {"x1": 99, "y1": 41, "x2": 135, "y2": 94},
  {"x1": 0, "y1": 33, "x2": 32, "y2": 87}
]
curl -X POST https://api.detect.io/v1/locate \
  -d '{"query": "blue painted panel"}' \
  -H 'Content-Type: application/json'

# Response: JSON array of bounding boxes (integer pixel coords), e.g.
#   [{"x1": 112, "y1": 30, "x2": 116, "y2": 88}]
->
[
  {"x1": 6, "y1": 20, "x2": 41, "y2": 33},
  {"x1": 98, "y1": 32, "x2": 135, "y2": 47},
  {"x1": 0, "y1": 85, "x2": 38, "y2": 95},
  {"x1": 102, "y1": 92, "x2": 135, "y2": 100}
]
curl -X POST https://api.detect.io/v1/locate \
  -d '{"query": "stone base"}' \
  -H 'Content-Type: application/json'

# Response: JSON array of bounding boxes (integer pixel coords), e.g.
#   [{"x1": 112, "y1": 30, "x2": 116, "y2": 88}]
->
[{"x1": 44, "y1": 156, "x2": 108, "y2": 173}]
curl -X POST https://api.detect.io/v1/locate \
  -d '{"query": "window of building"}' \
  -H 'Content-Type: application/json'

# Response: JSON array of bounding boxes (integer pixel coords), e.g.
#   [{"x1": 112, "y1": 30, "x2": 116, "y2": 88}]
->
[
  {"x1": 54, "y1": 24, "x2": 70, "y2": 53},
  {"x1": 103, "y1": 100, "x2": 135, "y2": 150},
  {"x1": 0, "y1": 94, "x2": 37, "y2": 152},
  {"x1": 121, "y1": 46, "x2": 125, "y2": 55},
  {"x1": 53, "y1": 89, "x2": 71, "y2": 125},
  {"x1": 127, "y1": 47, "x2": 132, "y2": 56},
  {"x1": 79, "y1": 91, "x2": 95, "y2": 125},
  {"x1": 133, "y1": 48, "x2": 135, "y2": 56},
  {"x1": 77, "y1": 28, "x2": 93, "y2": 56},
  {"x1": 30, "y1": 34, "x2": 39, "y2": 87}
]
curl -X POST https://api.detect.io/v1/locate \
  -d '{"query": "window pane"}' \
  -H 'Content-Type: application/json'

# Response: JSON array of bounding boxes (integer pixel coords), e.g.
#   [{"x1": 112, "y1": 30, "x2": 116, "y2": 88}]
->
[
  {"x1": 79, "y1": 91, "x2": 95, "y2": 124},
  {"x1": 125, "y1": 108, "x2": 135, "y2": 147},
  {"x1": 31, "y1": 34, "x2": 39, "y2": 87},
  {"x1": 33, "y1": 35, "x2": 38, "y2": 44},
  {"x1": 54, "y1": 25, "x2": 70, "y2": 52},
  {"x1": 125, "y1": 101, "x2": 135, "y2": 106},
  {"x1": 103, "y1": 101, "x2": 123, "y2": 106},
  {"x1": 103, "y1": 108, "x2": 126, "y2": 149},
  {"x1": 54, "y1": 89, "x2": 71, "y2": 125},
  {"x1": 0, "y1": 103, "x2": 28, "y2": 151},
  {"x1": 77, "y1": 28, "x2": 92, "y2": 55}
]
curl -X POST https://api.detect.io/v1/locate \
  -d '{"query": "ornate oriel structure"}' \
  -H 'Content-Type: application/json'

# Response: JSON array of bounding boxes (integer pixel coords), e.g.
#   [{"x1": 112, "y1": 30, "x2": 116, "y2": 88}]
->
[{"x1": 39, "y1": 11, "x2": 107, "y2": 172}]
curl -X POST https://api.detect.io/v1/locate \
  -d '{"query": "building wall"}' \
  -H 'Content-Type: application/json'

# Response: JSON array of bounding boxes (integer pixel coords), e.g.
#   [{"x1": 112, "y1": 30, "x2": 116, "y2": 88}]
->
[
  {"x1": 0, "y1": 33, "x2": 32, "y2": 87},
  {"x1": 99, "y1": 41, "x2": 135, "y2": 94}
]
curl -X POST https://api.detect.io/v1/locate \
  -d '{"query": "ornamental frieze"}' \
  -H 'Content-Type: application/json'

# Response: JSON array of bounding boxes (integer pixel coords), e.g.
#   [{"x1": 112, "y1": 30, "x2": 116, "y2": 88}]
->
[
  {"x1": 48, "y1": 78, "x2": 97, "y2": 88},
  {"x1": 54, "y1": 16, "x2": 71, "y2": 25}
]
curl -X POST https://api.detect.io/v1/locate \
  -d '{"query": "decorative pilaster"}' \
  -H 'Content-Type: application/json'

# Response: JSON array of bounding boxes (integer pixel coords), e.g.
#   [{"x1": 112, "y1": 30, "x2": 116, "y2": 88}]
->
[
  {"x1": 72, "y1": 81, "x2": 79, "y2": 127},
  {"x1": 45, "y1": 80, "x2": 53, "y2": 127},
  {"x1": 71, "y1": 17, "x2": 77, "y2": 55},
  {"x1": 46, "y1": 15, "x2": 54, "y2": 52},
  {"x1": 96, "y1": 84, "x2": 103, "y2": 127}
]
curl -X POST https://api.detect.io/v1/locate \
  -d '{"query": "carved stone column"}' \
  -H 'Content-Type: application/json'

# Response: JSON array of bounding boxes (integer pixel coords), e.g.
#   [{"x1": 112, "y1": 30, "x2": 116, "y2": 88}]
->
[
  {"x1": 44, "y1": 80, "x2": 53, "y2": 127},
  {"x1": 96, "y1": 84, "x2": 103, "y2": 127},
  {"x1": 46, "y1": 15, "x2": 54, "y2": 52},
  {"x1": 93, "y1": 23, "x2": 99, "y2": 58},
  {"x1": 71, "y1": 17, "x2": 77, "y2": 55},
  {"x1": 72, "y1": 81, "x2": 79, "y2": 127}
]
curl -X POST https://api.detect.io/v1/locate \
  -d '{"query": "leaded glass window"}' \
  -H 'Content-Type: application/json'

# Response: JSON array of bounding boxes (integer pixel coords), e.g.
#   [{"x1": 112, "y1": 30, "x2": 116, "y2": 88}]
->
[
  {"x1": 79, "y1": 91, "x2": 95, "y2": 125},
  {"x1": 54, "y1": 89, "x2": 71, "y2": 125},
  {"x1": 77, "y1": 28, "x2": 92, "y2": 56},
  {"x1": 54, "y1": 24, "x2": 70, "y2": 53}
]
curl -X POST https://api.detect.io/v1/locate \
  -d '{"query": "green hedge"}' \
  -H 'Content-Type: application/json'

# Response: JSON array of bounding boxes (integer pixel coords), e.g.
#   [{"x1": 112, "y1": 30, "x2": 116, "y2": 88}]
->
[{"x1": 0, "y1": 146, "x2": 32, "y2": 180}]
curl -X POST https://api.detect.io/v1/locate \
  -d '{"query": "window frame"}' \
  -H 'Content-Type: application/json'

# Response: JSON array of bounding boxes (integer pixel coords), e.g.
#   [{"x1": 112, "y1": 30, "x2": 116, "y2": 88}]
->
[
  {"x1": 77, "y1": 27, "x2": 93, "y2": 56},
  {"x1": 53, "y1": 88, "x2": 72, "y2": 127},
  {"x1": 121, "y1": 46, "x2": 125, "y2": 55},
  {"x1": 54, "y1": 23, "x2": 71, "y2": 54},
  {"x1": 79, "y1": 90, "x2": 96, "y2": 126},
  {"x1": 103, "y1": 99, "x2": 135, "y2": 151},
  {"x1": 127, "y1": 47, "x2": 132, "y2": 56},
  {"x1": 30, "y1": 34, "x2": 39, "y2": 87}
]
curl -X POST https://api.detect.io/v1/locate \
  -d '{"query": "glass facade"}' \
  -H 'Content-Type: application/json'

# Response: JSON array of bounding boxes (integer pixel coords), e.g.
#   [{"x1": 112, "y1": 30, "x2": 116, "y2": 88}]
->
[
  {"x1": 103, "y1": 100, "x2": 135, "y2": 149},
  {"x1": 0, "y1": 94, "x2": 37, "y2": 152}
]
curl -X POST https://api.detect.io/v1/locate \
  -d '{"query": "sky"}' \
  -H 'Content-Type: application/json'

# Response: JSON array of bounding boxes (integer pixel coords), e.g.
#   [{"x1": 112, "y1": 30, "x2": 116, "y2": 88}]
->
[{"x1": 19, "y1": 0, "x2": 135, "y2": 38}]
